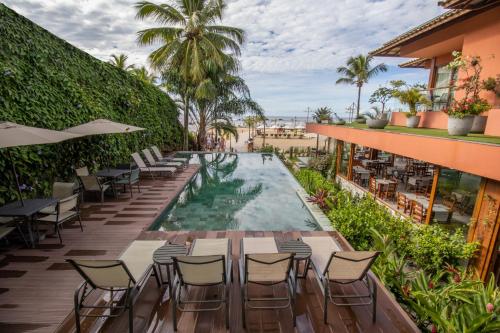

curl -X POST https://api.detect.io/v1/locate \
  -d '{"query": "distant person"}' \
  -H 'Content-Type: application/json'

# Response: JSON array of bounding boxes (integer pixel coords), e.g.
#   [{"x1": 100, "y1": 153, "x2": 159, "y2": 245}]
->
[
  {"x1": 206, "y1": 135, "x2": 212, "y2": 151},
  {"x1": 247, "y1": 138, "x2": 254, "y2": 152},
  {"x1": 220, "y1": 137, "x2": 226, "y2": 151}
]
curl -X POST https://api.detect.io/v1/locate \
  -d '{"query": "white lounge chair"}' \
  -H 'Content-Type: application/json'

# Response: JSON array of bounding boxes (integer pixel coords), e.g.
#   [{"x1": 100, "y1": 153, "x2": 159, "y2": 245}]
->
[
  {"x1": 131, "y1": 152, "x2": 176, "y2": 179},
  {"x1": 141, "y1": 148, "x2": 183, "y2": 170},
  {"x1": 302, "y1": 236, "x2": 380, "y2": 324},
  {"x1": 151, "y1": 145, "x2": 188, "y2": 164},
  {"x1": 67, "y1": 240, "x2": 164, "y2": 333},
  {"x1": 171, "y1": 238, "x2": 232, "y2": 331},
  {"x1": 239, "y1": 237, "x2": 295, "y2": 328}
]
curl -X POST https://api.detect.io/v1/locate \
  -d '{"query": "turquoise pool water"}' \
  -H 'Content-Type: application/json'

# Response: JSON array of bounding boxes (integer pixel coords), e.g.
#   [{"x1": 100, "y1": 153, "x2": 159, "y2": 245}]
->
[{"x1": 150, "y1": 153, "x2": 319, "y2": 231}]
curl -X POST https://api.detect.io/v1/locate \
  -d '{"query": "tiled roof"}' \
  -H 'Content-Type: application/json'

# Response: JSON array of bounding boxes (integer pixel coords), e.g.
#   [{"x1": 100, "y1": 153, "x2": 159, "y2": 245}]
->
[
  {"x1": 438, "y1": 0, "x2": 499, "y2": 9},
  {"x1": 398, "y1": 58, "x2": 431, "y2": 68}
]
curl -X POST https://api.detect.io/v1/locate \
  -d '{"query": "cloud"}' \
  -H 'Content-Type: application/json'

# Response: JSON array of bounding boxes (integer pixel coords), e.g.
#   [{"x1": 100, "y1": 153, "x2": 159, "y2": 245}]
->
[{"x1": 3, "y1": 0, "x2": 445, "y2": 115}]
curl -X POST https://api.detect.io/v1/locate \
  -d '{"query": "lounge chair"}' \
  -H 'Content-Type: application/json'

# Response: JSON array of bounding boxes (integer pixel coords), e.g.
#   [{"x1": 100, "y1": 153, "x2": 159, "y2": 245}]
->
[
  {"x1": 75, "y1": 166, "x2": 89, "y2": 176},
  {"x1": 171, "y1": 238, "x2": 232, "y2": 331},
  {"x1": 239, "y1": 237, "x2": 295, "y2": 328},
  {"x1": 114, "y1": 167, "x2": 141, "y2": 198},
  {"x1": 37, "y1": 193, "x2": 82, "y2": 244},
  {"x1": 302, "y1": 236, "x2": 380, "y2": 324},
  {"x1": 67, "y1": 240, "x2": 164, "y2": 333},
  {"x1": 141, "y1": 148, "x2": 183, "y2": 170},
  {"x1": 131, "y1": 153, "x2": 176, "y2": 179},
  {"x1": 151, "y1": 145, "x2": 188, "y2": 165}
]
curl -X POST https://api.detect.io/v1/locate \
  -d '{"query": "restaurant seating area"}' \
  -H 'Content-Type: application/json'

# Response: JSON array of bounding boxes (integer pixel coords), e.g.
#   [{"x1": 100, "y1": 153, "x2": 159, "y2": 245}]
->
[{"x1": 344, "y1": 145, "x2": 480, "y2": 230}]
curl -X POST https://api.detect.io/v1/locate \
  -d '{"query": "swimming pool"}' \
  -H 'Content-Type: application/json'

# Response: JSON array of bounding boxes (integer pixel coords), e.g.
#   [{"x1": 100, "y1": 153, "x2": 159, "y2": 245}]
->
[{"x1": 150, "y1": 153, "x2": 319, "y2": 231}]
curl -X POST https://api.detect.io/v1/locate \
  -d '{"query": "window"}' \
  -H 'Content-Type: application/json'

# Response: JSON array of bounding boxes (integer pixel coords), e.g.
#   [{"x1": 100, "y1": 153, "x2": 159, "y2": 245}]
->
[
  {"x1": 432, "y1": 168, "x2": 481, "y2": 234},
  {"x1": 432, "y1": 65, "x2": 457, "y2": 111}
]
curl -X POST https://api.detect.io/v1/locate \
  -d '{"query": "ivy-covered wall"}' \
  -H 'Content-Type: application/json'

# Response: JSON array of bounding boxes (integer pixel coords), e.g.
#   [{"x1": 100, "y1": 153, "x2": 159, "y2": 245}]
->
[{"x1": 0, "y1": 4, "x2": 183, "y2": 204}]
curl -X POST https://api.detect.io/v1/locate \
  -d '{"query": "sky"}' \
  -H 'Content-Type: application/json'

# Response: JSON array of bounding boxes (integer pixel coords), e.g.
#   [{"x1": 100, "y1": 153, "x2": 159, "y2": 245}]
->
[{"x1": 3, "y1": 0, "x2": 446, "y2": 117}]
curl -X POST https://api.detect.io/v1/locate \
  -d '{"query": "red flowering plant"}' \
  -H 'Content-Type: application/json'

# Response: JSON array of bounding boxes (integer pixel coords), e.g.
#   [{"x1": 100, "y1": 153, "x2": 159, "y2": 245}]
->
[{"x1": 446, "y1": 51, "x2": 492, "y2": 118}]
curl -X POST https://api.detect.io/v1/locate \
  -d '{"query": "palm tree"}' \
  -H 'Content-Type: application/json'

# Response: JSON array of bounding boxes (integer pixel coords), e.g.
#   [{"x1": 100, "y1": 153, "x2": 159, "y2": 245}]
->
[
  {"x1": 312, "y1": 107, "x2": 332, "y2": 123},
  {"x1": 132, "y1": 66, "x2": 158, "y2": 84},
  {"x1": 336, "y1": 54, "x2": 387, "y2": 118},
  {"x1": 108, "y1": 54, "x2": 135, "y2": 71},
  {"x1": 135, "y1": 0, "x2": 245, "y2": 150}
]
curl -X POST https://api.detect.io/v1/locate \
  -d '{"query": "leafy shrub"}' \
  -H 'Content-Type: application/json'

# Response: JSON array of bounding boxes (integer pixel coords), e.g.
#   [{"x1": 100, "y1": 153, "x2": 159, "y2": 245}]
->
[
  {"x1": 0, "y1": 4, "x2": 182, "y2": 204},
  {"x1": 307, "y1": 155, "x2": 333, "y2": 177},
  {"x1": 295, "y1": 169, "x2": 336, "y2": 194}
]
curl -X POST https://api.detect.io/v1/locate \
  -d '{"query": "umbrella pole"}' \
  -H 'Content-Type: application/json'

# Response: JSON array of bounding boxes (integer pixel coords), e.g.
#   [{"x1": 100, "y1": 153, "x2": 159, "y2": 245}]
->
[{"x1": 8, "y1": 150, "x2": 24, "y2": 206}]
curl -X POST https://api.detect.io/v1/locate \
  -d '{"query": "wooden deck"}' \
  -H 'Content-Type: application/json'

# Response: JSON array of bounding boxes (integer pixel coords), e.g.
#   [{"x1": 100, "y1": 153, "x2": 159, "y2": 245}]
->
[
  {"x1": 0, "y1": 166, "x2": 200, "y2": 333},
  {"x1": 0, "y1": 164, "x2": 420, "y2": 333}
]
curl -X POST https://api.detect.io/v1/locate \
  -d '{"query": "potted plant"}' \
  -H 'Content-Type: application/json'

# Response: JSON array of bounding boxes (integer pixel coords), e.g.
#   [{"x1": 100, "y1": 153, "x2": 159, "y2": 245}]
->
[
  {"x1": 364, "y1": 106, "x2": 389, "y2": 129},
  {"x1": 313, "y1": 107, "x2": 332, "y2": 124},
  {"x1": 354, "y1": 116, "x2": 366, "y2": 124},
  {"x1": 447, "y1": 52, "x2": 493, "y2": 134},
  {"x1": 392, "y1": 83, "x2": 431, "y2": 128}
]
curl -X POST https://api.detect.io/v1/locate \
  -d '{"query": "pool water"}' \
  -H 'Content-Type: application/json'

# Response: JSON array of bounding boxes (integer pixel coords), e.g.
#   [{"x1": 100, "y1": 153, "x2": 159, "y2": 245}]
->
[{"x1": 150, "y1": 153, "x2": 319, "y2": 231}]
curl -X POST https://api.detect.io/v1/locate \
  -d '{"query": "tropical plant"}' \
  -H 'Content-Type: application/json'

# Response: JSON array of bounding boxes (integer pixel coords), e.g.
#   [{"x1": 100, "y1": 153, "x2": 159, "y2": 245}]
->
[
  {"x1": 363, "y1": 105, "x2": 388, "y2": 120},
  {"x1": 135, "y1": 0, "x2": 245, "y2": 150},
  {"x1": 369, "y1": 86, "x2": 393, "y2": 113},
  {"x1": 307, "y1": 189, "x2": 333, "y2": 211},
  {"x1": 336, "y1": 54, "x2": 388, "y2": 117},
  {"x1": 307, "y1": 155, "x2": 333, "y2": 177},
  {"x1": 392, "y1": 83, "x2": 431, "y2": 117},
  {"x1": 483, "y1": 75, "x2": 500, "y2": 98},
  {"x1": 312, "y1": 107, "x2": 332, "y2": 123},
  {"x1": 131, "y1": 66, "x2": 158, "y2": 84},
  {"x1": 108, "y1": 53, "x2": 135, "y2": 71}
]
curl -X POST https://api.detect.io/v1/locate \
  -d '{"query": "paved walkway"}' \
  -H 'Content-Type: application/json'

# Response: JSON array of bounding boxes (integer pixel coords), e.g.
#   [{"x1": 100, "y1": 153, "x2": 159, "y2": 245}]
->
[{"x1": 0, "y1": 165, "x2": 199, "y2": 333}]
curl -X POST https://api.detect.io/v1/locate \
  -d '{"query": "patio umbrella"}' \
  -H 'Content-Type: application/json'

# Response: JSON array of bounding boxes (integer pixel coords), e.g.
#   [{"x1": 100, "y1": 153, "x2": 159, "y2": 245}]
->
[
  {"x1": 0, "y1": 121, "x2": 82, "y2": 205},
  {"x1": 64, "y1": 118, "x2": 144, "y2": 135}
]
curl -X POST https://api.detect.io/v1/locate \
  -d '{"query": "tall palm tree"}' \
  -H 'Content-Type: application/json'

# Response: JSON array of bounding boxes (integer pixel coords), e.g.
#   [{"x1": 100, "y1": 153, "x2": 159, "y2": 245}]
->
[
  {"x1": 135, "y1": 0, "x2": 245, "y2": 150},
  {"x1": 336, "y1": 54, "x2": 387, "y2": 118},
  {"x1": 108, "y1": 54, "x2": 135, "y2": 71}
]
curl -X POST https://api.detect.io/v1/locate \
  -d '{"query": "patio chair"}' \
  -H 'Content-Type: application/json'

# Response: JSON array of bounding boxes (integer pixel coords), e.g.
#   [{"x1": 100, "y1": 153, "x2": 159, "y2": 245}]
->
[
  {"x1": 151, "y1": 145, "x2": 188, "y2": 165},
  {"x1": 37, "y1": 193, "x2": 82, "y2": 244},
  {"x1": 396, "y1": 192, "x2": 409, "y2": 213},
  {"x1": 131, "y1": 152, "x2": 176, "y2": 179},
  {"x1": 0, "y1": 217, "x2": 16, "y2": 245},
  {"x1": 79, "y1": 174, "x2": 112, "y2": 203},
  {"x1": 301, "y1": 236, "x2": 380, "y2": 324},
  {"x1": 39, "y1": 182, "x2": 77, "y2": 214},
  {"x1": 239, "y1": 237, "x2": 296, "y2": 328},
  {"x1": 381, "y1": 181, "x2": 397, "y2": 202},
  {"x1": 141, "y1": 148, "x2": 183, "y2": 170},
  {"x1": 114, "y1": 167, "x2": 141, "y2": 198},
  {"x1": 172, "y1": 238, "x2": 232, "y2": 331},
  {"x1": 411, "y1": 201, "x2": 426, "y2": 223},
  {"x1": 75, "y1": 166, "x2": 89, "y2": 176},
  {"x1": 67, "y1": 240, "x2": 164, "y2": 333}
]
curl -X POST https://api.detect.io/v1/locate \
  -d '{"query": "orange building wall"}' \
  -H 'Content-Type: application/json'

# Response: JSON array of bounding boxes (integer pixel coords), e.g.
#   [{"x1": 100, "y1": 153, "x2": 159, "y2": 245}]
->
[{"x1": 390, "y1": 111, "x2": 449, "y2": 128}]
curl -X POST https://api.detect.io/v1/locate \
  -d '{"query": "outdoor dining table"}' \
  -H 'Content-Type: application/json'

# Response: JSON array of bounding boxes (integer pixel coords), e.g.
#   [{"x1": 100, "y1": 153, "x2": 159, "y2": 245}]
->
[
  {"x1": 402, "y1": 192, "x2": 451, "y2": 222},
  {"x1": 0, "y1": 198, "x2": 58, "y2": 248},
  {"x1": 407, "y1": 175, "x2": 433, "y2": 186},
  {"x1": 95, "y1": 168, "x2": 130, "y2": 179}
]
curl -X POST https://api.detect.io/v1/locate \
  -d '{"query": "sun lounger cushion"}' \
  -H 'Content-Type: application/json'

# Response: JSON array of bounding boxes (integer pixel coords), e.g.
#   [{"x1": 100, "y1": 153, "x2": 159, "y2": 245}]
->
[
  {"x1": 119, "y1": 240, "x2": 165, "y2": 282},
  {"x1": 302, "y1": 236, "x2": 341, "y2": 274},
  {"x1": 242, "y1": 237, "x2": 278, "y2": 254},
  {"x1": 191, "y1": 238, "x2": 229, "y2": 256}
]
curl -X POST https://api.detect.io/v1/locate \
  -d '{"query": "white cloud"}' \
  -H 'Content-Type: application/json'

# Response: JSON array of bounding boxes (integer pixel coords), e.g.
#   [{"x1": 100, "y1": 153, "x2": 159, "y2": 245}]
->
[{"x1": 3, "y1": 0, "x2": 445, "y2": 115}]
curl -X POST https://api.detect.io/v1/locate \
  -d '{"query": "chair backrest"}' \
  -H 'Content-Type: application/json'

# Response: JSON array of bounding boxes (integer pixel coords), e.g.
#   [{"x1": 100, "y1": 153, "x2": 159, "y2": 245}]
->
[
  {"x1": 58, "y1": 193, "x2": 79, "y2": 215},
  {"x1": 67, "y1": 259, "x2": 135, "y2": 289},
  {"x1": 53, "y1": 182, "x2": 76, "y2": 199},
  {"x1": 79, "y1": 175, "x2": 100, "y2": 191},
  {"x1": 411, "y1": 201, "x2": 425, "y2": 223},
  {"x1": 369, "y1": 177, "x2": 376, "y2": 194},
  {"x1": 325, "y1": 251, "x2": 379, "y2": 281},
  {"x1": 173, "y1": 255, "x2": 225, "y2": 285},
  {"x1": 131, "y1": 152, "x2": 147, "y2": 169},
  {"x1": 141, "y1": 149, "x2": 156, "y2": 166},
  {"x1": 130, "y1": 168, "x2": 140, "y2": 182},
  {"x1": 245, "y1": 253, "x2": 294, "y2": 283},
  {"x1": 75, "y1": 166, "x2": 89, "y2": 177},
  {"x1": 397, "y1": 192, "x2": 406, "y2": 209},
  {"x1": 151, "y1": 146, "x2": 163, "y2": 160}
]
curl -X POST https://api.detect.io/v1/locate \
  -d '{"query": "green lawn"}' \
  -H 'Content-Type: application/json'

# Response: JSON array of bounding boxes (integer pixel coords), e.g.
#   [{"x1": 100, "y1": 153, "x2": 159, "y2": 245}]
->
[{"x1": 339, "y1": 123, "x2": 500, "y2": 145}]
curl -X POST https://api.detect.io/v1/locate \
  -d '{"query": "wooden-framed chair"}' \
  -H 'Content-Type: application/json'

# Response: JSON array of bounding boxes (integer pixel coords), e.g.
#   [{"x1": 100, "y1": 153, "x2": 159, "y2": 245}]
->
[
  {"x1": 381, "y1": 181, "x2": 397, "y2": 202},
  {"x1": 410, "y1": 201, "x2": 426, "y2": 223},
  {"x1": 396, "y1": 192, "x2": 409, "y2": 214}
]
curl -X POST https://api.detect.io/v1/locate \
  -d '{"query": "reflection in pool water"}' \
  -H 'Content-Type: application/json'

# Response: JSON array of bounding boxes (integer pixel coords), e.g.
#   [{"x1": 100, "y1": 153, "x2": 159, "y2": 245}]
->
[{"x1": 151, "y1": 153, "x2": 319, "y2": 231}]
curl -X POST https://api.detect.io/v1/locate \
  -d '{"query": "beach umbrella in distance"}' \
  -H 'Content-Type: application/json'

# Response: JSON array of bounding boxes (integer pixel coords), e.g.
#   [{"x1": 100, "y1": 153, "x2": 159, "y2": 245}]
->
[
  {"x1": 0, "y1": 121, "x2": 82, "y2": 205},
  {"x1": 64, "y1": 118, "x2": 144, "y2": 135}
]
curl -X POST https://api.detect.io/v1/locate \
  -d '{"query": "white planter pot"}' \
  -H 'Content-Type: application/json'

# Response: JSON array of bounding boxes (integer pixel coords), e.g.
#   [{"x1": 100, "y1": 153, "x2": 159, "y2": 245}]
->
[
  {"x1": 470, "y1": 115, "x2": 487, "y2": 134},
  {"x1": 367, "y1": 119, "x2": 389, "y2": 129},
  {"x1": 447, "y1": 116, "x2": 474, "y2": 136},
  {"x1": 406, "y1": 115, "x2": 421, "y2": 128},
  {"x1": 321, "y1": 120, "x2": 329, "y2": 124}
]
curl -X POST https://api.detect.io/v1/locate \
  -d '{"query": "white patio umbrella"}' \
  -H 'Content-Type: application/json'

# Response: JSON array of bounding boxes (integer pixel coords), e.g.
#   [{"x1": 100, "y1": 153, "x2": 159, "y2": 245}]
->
[
  {"x1": 64, "y1": 118, "x2": 144, "y2": 135},
  {"x1": 0, "y1": 121, "x2": 82, "y2": 205}
]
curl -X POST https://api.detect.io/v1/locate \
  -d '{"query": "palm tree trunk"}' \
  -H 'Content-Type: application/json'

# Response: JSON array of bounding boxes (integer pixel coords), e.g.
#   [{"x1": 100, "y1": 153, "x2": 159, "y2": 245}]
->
[
  {"x1": 183, "y1": 94, "x2": 189, "y2": 150},
  {"x1": 198, "y1": 113, "x2": 206, "y2": 150},
  {"x1": 356, "y1": 85, "x2": 362, "y2": 118}
]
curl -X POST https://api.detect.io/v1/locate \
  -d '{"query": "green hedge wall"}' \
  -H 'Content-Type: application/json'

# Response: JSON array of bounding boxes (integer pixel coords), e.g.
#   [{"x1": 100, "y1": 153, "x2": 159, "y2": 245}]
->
[{"x1": 0, "y1": 4, "x2": 183, "y2": 204}]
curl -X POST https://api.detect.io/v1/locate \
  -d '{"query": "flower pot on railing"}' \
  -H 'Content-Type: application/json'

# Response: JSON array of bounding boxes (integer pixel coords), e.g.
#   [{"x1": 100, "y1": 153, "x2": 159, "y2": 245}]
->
[
  {"x1": 367, "y1": 119, "x2": 389, "y2": 129},
  {"x1": 447, "y1": 116, "x2": 474, "y2": 136},
  {"x1": 354, "y1": 117, "x2": 366, "y2": 124},
  {"x1": 333, "y1": 120, "x2": 346, "y2": 125},
  {"x1": 406, "y1": 115, "x2": 421, "y2": 128},
  {"x1": 470, "y1": 115, "x2": 487, "y2": 134}
]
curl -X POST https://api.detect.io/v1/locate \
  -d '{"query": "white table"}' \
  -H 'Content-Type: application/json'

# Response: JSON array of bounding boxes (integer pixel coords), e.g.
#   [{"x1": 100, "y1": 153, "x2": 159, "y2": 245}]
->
[{"x1": 407, "y1": 176, "x2": 433, "y2": 186}]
